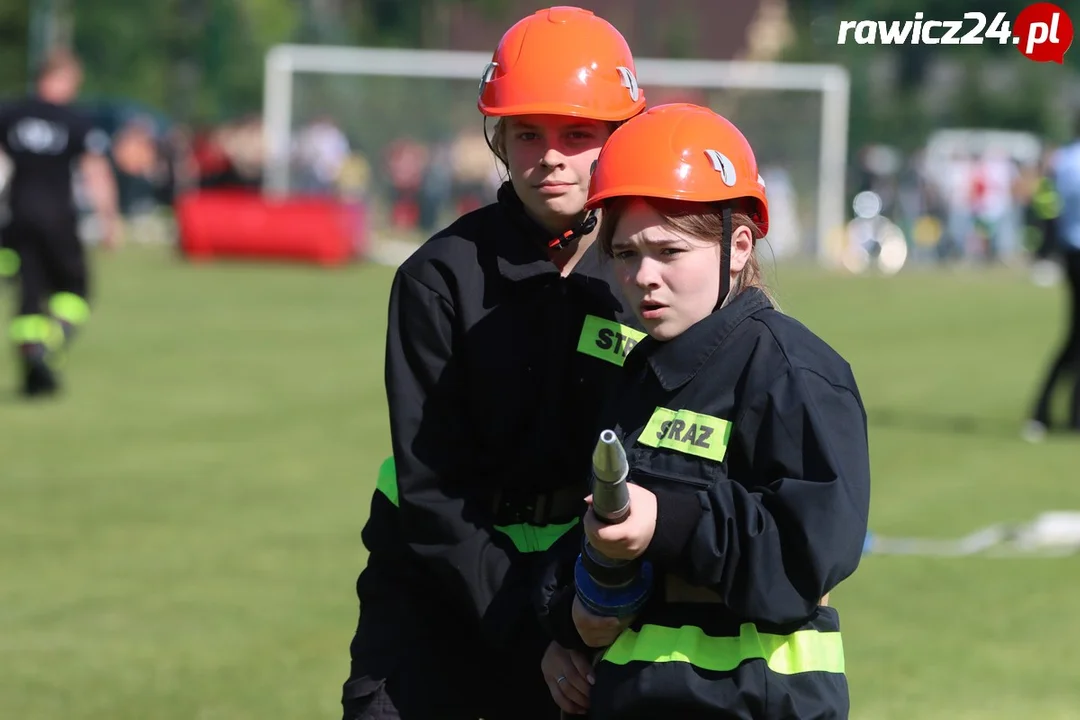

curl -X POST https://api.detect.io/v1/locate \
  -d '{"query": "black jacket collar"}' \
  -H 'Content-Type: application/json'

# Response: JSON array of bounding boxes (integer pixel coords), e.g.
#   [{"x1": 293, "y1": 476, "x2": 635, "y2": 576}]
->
[
  {"x1": 630, "y1": 288, "x2": 773, "y2": 391},
  {"x1": 493, "y1": 182, "x2": 606, "y2": 285}
]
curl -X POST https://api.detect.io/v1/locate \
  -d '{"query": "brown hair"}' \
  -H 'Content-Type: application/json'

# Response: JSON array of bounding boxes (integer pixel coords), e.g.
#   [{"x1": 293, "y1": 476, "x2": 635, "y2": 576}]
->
[{"x1": 597, "y1": 197, "x2": 776, "y2": 308}]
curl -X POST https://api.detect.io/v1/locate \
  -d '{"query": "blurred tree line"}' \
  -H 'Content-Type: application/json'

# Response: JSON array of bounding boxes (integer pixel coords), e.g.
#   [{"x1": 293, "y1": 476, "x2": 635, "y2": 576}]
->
[
  {"x1": 786, "y1": 0, "x2": 1079, "y2": 150},
  {"x1": 0, "y1": 0, "x2": 1075, "y2": 148},
  {"x1": 0, "y1": 0, "x2": 508, "y2": 122}
]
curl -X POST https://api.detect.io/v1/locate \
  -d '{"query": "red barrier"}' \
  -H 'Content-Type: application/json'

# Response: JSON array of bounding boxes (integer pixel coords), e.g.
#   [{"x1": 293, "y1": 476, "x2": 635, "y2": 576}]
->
[{"x1": 176, "y1": 190, "x2": 368, "y2": 266}]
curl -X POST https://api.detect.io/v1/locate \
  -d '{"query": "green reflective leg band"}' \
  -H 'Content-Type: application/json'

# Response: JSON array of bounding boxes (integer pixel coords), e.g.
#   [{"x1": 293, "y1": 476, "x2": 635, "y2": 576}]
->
[
  {"x1": 9, "y1": 314, "x2": 64, "y2": 349},
  {"x1": 49, "y1": 292, "x2": 91, "y2": 327},
  {"x1": 0, "y1": 248, "x2": 18, "y2": 278},
  {"x1": 494, "y1": 518, "x2": 579, "y2": 554},
  {"x1": 602, "y1": 623, "x2": 845, "y2": 676},
  {"x1": 375, "y1": 456, "x2": 399, "y2": 506}
]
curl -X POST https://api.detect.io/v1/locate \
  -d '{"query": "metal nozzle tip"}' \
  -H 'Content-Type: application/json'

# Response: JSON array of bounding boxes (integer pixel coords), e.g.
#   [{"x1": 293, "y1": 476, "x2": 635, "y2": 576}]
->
[{"x1": 592, "y1": 429, "x2": 628, "y2": 486}]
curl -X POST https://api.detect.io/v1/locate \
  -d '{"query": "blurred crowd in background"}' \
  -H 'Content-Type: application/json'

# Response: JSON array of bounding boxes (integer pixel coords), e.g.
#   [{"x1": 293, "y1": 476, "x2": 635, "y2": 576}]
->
[
  {"x1": 0, "y1": 109, "x2": 504, "y2": 248},
  {"x1": 0, "y1": 0, "x2": 1075, "y2": 274},
  {"x1": 0, "y1": 107, "x2": 1066, "y2": 275}
]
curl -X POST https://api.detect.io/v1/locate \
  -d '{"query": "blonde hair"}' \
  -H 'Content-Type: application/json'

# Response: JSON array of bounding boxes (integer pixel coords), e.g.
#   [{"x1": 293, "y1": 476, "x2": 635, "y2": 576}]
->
[
  {"x1": 597, "y1": 197, "x2": 776, "y2": 308},
  {"x1": 36, "y1": 48, "x2": 82, "y2": 83},
  {"x1": 484, "y1": 118, "x2": 510, "y2": 170}
]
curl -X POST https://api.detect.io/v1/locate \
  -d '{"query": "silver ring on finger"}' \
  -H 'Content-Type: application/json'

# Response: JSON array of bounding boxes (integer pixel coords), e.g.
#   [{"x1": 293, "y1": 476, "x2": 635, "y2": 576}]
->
[{"x1": 556, "y1": 675, "x2": 566, "y2": 685}]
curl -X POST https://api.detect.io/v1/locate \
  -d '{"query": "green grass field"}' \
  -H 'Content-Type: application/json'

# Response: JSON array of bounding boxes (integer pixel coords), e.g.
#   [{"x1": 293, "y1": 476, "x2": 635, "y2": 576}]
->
[{"x1": 2, "y1": 244, "x2": 1079, "y2": 719}]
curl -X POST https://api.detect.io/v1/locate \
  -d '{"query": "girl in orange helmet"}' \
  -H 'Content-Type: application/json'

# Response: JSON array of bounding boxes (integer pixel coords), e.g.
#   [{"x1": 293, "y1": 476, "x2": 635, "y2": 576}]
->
[
  {"x1": 542, "y1": 103, "x2": 871, "y2": 718},
  {"x1": 341, "y1": 7, "x2": 646, "y2": 720}
]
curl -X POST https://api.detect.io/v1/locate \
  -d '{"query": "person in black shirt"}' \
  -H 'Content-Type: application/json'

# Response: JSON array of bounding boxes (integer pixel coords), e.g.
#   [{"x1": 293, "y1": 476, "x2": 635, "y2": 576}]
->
[
  {"x1": 1026, "y1": 120, "x2": 1080, "y2": 441},
  {"x1": 541, "y1": 103, "x2": 871, "y2": 719},
  {"x1": 340, "y1": 7, "x2": 647, "y2": 720},
  {"x1": 0, "y1": 49, "x2": 119, "y2": 397}
]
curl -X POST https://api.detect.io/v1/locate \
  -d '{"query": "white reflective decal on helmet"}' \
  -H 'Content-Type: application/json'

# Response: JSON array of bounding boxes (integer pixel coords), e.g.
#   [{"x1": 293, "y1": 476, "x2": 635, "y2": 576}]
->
[
  {"x1": 478, "y1": 62, "x2": 499, "y2": 98},
  {"x1": 704, "y1": 149, "x2": 737, "y2": 187},
  {"x1": 616, "y1": 66, "x2": 640, "y2": 102}
]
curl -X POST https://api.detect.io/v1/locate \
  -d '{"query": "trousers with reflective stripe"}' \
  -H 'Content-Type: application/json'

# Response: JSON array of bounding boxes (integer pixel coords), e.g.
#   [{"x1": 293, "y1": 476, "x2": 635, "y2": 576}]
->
[
  {"x1": 590, "y1": 606, "x2": 848, "y2": 719},
  {"x1": 374, "y1": 456, "x2": 577, "y2": 554}
]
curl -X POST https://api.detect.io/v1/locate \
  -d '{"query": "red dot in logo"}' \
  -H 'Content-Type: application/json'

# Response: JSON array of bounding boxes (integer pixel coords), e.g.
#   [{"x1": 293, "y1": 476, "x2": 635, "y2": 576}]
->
[{"x1": 1013, "y1": 2, "x2": 1074, "y2": 63}]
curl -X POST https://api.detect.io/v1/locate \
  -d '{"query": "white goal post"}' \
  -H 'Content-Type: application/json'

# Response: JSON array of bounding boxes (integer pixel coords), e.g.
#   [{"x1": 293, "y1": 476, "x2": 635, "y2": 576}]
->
[{"x1": 262, "y1": 44, "x2": 850, "y2": 263}]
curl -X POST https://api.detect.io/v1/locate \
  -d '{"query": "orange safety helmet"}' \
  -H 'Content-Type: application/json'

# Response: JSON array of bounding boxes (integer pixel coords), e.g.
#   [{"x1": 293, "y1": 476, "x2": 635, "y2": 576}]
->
[
  {"x1": 585, "y1": 103, "x2": 769, "y2": 235},
  {"x1": 477, "y1": 6, "x2": 645, "y2": 122}
]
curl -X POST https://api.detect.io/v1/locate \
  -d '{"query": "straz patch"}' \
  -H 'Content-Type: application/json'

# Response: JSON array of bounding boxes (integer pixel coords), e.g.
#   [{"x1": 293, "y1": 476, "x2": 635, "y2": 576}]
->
[
  {"x1": 638, "y1": 407, "x2": 732, "y2": 462},
  {"x1": 577, "y1": 315, "x2": 647, "y2": 367}
]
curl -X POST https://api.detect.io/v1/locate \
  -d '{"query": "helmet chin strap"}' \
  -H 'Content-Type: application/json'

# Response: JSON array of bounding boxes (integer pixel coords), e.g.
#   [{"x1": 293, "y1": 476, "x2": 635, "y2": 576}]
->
[
  {"x1": 548, "y1": 210, "x2": 598, "y2": 251},
  {"x1": 715, "y1": 206, "x2": 732, "y2": 311}
]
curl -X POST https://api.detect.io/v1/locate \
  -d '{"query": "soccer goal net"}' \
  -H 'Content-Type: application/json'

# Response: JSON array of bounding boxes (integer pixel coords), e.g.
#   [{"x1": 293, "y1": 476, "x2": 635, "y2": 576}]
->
[{"x1": 262, "y1": 45, "x2": 849, "y2": 264}]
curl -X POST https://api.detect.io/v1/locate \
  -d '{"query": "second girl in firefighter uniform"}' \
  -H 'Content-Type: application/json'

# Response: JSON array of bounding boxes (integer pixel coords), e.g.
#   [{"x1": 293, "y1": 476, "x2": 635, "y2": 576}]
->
[{"x1": 550, "y1": 103, "x2": 872, "y2": 718}]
